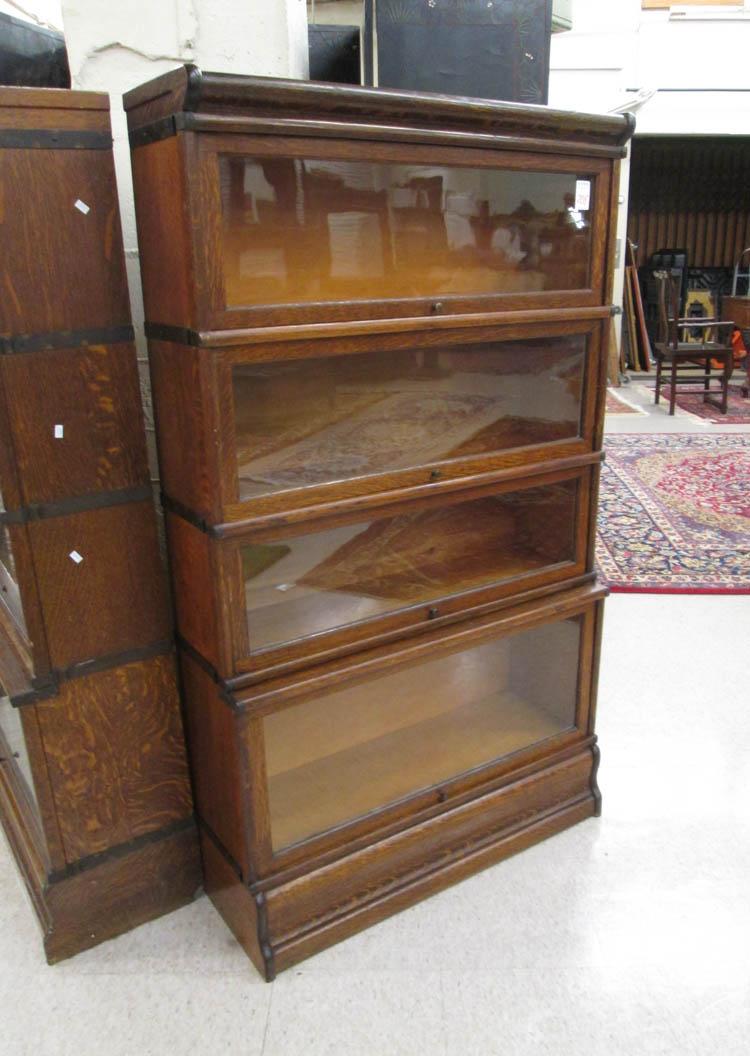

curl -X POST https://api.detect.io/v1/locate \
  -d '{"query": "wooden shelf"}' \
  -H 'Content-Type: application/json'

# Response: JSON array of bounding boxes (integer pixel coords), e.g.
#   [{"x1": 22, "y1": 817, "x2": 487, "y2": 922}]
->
[{"x1": 267, "y1": 689, "x2": 570, "y2": 850}]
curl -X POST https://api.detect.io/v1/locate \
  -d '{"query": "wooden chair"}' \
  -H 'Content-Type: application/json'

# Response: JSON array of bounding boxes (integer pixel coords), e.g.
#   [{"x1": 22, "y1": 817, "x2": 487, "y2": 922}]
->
[{"x1": 653, "y1": 270, "x2": 734, "y2": 415}]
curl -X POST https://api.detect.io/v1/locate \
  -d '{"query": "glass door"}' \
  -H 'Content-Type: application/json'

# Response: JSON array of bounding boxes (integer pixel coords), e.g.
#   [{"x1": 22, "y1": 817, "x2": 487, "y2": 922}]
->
[
  {"x1": 260, "y1": 613, "x2": 583, "y2": 852},
  {"x1": 240, "y1": 473, "x2": 584, "y2": 659},
  {"x1": 231, "y1": 329, "x2": 592, "y2": 507},
  {"x1": 219, "y1": 154, "x2": 597, "y2": 311}
]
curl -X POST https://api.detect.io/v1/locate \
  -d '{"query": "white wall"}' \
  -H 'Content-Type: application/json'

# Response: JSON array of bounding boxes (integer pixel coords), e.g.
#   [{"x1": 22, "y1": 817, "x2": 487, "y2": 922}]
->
[
  {"x1": 0, "y1": 0, "x2": 62, "y2": 28},
  {"x1": 550, "y1": 0, "x2": 750, "y2": 125},
  {"x1": 308, "y1": 0, "x2": 362, "y2": 27},
  {"x1": 62, "y1": 0, "x2": 309, "y2": 281},
  {"x1": 58, "y1": 0, "x2": 308, "y2": 473}
]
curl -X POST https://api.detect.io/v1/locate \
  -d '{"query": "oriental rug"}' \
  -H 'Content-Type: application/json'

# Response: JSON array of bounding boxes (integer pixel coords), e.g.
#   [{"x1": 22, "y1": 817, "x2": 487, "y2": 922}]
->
[
  {"x1": 652, "y1": 383, "x2": 750, "y2": 424},
  {"x1": 596, "y1": 434, "x2": 750, "y2": 594}
]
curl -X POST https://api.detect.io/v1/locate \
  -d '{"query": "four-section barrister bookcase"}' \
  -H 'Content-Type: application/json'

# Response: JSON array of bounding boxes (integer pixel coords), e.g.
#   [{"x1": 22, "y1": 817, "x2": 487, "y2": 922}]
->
[{"x1": 125, "y1": 66, "x2": 633, "y2": 980}]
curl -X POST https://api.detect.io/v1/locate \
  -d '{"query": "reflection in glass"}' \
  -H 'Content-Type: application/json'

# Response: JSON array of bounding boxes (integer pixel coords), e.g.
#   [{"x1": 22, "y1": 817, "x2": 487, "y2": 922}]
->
[
  {"x1": 0, "y1": 525, "x2": 16, "y2": 580},
  {"x1": 0, "y1": 526, "x2": 26, "y2": 632},
  {"x1": 243, "y1": 480, "x2": 578, "y2": 652},
  {"x1": 220, "y1": 156, "x2": 593, "y2": 306},
  {"x1": 264, "y1": 616, "x2": 581, "y2": 850},
  {"x1": 233, "y1": 335, "x2": 586, "y2": 499},
  {"x1": 0, "y1": 695, "x2": 39, "y2": 812}
]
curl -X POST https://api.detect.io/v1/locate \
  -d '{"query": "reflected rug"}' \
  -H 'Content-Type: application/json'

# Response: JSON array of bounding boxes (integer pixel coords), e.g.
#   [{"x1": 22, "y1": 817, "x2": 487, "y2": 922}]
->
[
  {"x1": 596, "y1": 434, "x2": 750, "y2": 594},
  {"x1": 606, "y1": 388, "x2": 646, "y2": 415}
]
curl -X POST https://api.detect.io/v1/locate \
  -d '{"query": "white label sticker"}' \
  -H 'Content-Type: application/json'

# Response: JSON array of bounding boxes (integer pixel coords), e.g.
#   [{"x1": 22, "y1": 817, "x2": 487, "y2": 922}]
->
[
  {"x1": 575, "y1": 180, "x2": 591, "y2": 212},
  {"x1": 69, "y1": 550, "x2": 83, "y2": 564},
  {"x1": 54, "y1": 424, "x2": 64, "y2": 439},
  {"x1": 74, "y1": 199, "x2": 90, "y2": 215}
]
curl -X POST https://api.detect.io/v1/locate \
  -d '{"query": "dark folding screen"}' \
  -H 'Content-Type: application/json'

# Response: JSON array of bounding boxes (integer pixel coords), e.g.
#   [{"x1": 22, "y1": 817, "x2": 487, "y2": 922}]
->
[
  {"x1": 364, "y1": 0, "x2": 552, "y2": 105},
  {"x1": 0, "y1": 12, "x2": 70, "y2": 88},
  {"x1": 308, "y1": 24, "x2": 361, "y2": 85}
]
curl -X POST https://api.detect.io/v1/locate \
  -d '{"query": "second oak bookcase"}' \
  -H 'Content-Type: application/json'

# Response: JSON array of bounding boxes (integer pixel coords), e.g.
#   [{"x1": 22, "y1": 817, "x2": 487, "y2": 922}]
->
[{"x1": 125, "y1": 66, "x2": 633, "y2": 980}]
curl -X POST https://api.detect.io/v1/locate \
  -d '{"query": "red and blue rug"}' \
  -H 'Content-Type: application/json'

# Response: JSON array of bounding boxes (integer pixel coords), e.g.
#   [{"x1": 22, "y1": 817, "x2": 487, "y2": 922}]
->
[
  {"x1": 652, "y1": 383, "x2": 750, "y2": 424},
  {"x1": 605, "y1": 388, "x2": 646, "y2": 416},
  {"x1": 596, "y1": 434, "x2": 750, "y2": 594}
]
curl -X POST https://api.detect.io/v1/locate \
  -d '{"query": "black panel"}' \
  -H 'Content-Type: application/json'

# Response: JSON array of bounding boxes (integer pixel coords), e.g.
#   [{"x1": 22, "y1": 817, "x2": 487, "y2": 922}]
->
[
  {"x1": 0, "y1": 11, "x2": 70, "y2": 89},
  {"x1": 308, "y1": 24, "x2": 360, "y2": 85},
  {"x1": 364, "y1": 1, "x2": 374, "y2": 85},
  {"x1": 364, "y1": 0, "x2": 551, "y2": 105}
]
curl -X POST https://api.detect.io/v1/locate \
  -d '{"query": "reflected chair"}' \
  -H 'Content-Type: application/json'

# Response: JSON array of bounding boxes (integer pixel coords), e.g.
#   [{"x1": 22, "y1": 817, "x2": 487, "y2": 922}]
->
[{"x1": 653, "y1": 270, "x2": 734, "y2": 415}]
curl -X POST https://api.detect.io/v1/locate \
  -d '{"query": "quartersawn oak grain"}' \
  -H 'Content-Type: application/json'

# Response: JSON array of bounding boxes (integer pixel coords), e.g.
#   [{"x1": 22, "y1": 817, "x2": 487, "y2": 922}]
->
[
  {"x1": 0, "y1": 85, "x2": 200, "y2": 964},
  {"x1": 27, "y1": 500, "x2": 170, "y2": 671},
  {"x1": 0, "y1": 342, "x2": 148, "y2": 507},
  {"x1": 36, "y1": 654, "x2": 193, "y2": 862}
]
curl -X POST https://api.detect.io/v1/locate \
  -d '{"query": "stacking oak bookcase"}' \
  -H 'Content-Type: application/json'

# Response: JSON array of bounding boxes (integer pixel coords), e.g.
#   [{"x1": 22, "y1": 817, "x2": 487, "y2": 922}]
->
[
  {"x1": 125, "y1": 66, "x2": 634, "y2": 979},
  {"x1": 0, "y1": 86, "x2": 200, "y2": 962}
]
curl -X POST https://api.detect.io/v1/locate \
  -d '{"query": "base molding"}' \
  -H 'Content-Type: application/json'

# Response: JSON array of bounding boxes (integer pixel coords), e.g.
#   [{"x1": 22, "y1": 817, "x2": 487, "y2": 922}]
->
[
  {"x1": 0, "y1": 753, "x2": 202, "y2": 963},
  {"x1": 43, "y1": 823, "x2": 202, "y2": 963},
  {"x1": 201, "y1": 744, "x2": 599, "y2": 980}
]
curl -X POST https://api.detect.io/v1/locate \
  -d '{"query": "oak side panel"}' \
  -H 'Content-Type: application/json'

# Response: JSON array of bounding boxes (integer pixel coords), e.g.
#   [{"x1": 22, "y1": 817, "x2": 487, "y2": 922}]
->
[
  {"x1": 166, "y1": 513, "x2": 221, "y2": 671},
  {"x1": 130, "y1": 136, "x2": 195, "y2": 328},
  {"x1": 35, "y1": 653, "x2": 192, "y2": 863},
  {"x1": 180, "y1": 652, "x2": 250, "y2": 877},
  {"x1": 0, "y1": 342, "x2": 148, "y2": 506},
  {"x1": 200, "y1": 827, "x2": 266, "y2": 977},
  {"x1": 149, "y1": 341, "x2": 218, "y2": 520},
  {"x1": 27, "y1": 500, "x2": 170, "y2": 670},
  {"x1": 0, "y1": 148, "x2": 130, "y2": 336}
]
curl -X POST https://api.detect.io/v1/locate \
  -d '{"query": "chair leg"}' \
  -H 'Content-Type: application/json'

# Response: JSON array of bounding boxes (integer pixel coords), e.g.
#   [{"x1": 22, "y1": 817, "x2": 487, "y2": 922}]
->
[
  {"x1": 722, "y1": 354, "x2": 731, "y2": 414},
  {"x1": 703, "y1": 357, "x2": 711, "y2": 402},
  {"x1": 669, "y1": 359, "x2": 677, "y2": 415},
  {"x1": 655, "y1": 357, "x2": 661, "y2": 404}
]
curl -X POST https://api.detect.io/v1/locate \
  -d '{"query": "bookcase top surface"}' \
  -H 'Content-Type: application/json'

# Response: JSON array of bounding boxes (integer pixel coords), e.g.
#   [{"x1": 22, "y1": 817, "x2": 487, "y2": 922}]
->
[
  {"x1": 123, "y1": 63, "x2": 634, "y2": 152},
  {"x1": 0, "y1": 86, "x2": 109, "y2": 111},
  {"x1": 0, "y1": 86, "x2": 112, "y2": 138}
]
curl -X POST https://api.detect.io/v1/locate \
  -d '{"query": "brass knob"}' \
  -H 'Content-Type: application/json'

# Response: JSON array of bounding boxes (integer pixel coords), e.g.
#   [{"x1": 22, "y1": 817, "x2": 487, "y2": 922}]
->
[
  {"x1": 428, "y1": 607, "x2": 439, "y2": 620},
  {"x1": 431, "y1": 301, "x2": 444, "y2": 314},
  {"x1": 429, "y1": 469, "x2": 441, "y2": 481}
]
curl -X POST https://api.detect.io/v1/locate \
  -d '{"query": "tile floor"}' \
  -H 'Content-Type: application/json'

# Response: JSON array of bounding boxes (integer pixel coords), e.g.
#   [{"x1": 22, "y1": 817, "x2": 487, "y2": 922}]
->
[{"x1": 1, "y1": 379, "x2": 749, "y2": 1055}]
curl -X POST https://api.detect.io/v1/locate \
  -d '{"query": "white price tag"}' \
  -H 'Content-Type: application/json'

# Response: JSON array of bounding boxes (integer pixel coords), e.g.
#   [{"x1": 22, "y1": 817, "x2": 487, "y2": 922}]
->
[
  {"x1": 574, "y1": 180, "x2": 591, "y2": 212},
  {"x1": 54, "y1": 424, "x2": 64, "y2": 439},
  {"x1": 74, "y1": 199, "x2": 90, "y2": 215},
  {"x1": 69, "y1": 550, "x2": 83, "y2": 564}
]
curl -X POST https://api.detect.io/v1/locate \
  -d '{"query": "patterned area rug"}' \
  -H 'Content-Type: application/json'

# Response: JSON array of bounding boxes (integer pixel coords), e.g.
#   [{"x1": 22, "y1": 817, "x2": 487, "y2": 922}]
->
[
  {"x1": 596, "y1": 434, "x2": 750, "y2": 594},
  {"x1": 606, "y1": 388, "x2": 646, "y2": 415},
  {"x1": 653, "y1": 383, "x2": 750, "y2": 424}
]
